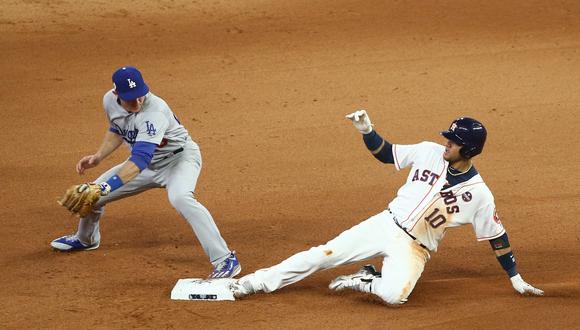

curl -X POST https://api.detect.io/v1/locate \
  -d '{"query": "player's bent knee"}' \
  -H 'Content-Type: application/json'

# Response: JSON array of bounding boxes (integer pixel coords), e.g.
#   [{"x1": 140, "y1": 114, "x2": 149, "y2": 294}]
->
[
  {"x1": 373, "y1": 281, "x2": 411, "y2": 305},
  {"x1": 374, "y1": 291, "x2": 408, "y2": 305},
  {"x1": 168, "y1": 192, "x2": 196, "y2": 210},
  {"x1": 379, "y1": 293, "x2": 407, "y2": 305}
]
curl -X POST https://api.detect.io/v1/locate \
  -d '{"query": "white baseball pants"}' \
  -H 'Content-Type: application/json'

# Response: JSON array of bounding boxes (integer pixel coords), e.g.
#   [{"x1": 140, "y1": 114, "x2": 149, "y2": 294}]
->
[{"x1": 241, "y1": 209, "x2": 430, "y2": 304}]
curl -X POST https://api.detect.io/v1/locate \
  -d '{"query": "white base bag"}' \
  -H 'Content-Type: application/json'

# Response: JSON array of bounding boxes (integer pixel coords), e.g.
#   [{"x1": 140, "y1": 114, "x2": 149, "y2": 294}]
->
[{"x1": 171, "y1": 278, "x2": 235, "y2": 301}]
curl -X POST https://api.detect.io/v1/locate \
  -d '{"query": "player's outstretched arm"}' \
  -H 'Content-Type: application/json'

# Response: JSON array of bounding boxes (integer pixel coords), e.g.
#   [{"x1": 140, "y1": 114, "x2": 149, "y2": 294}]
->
[
  {"x1": 345, "y1": 110, "x2": 394, "y2": 164},
  {"x1": 96, "y1": 141, "x2": 157, "y2": 195},
  {"x1": 76, "y1": 131, "x2": 124, "y2": 174},
  {"x1": 345, "y1": 110, "x2": 373, "y2": 134},
  {"x1": 62, "y1": 141, "x2": 155, "y2": 216},
  {"x1": 489, "y1": 233, "x2": 544, "y2": 296}
]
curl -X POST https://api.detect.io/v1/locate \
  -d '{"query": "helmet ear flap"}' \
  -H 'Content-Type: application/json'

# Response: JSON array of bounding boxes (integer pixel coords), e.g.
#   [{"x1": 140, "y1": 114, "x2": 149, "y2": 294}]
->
[{"x1": 459, "y1": 145, "x2": 475, "y2": 159}]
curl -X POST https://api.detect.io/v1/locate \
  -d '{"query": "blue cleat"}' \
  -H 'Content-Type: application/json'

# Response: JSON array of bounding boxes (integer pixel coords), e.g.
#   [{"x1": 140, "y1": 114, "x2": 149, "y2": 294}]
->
[
  {"x1": 209, "y1": 251, "x2": 241, "y2": 278},
  {"x1": 51, "y1": 235, "x2": 99, "y2": 252}
]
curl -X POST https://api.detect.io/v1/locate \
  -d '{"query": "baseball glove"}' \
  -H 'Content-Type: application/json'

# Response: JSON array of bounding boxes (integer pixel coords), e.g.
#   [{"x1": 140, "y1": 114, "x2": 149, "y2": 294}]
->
[{"x1": 58, "y1": 183, "x2": 103, "y2": 217}]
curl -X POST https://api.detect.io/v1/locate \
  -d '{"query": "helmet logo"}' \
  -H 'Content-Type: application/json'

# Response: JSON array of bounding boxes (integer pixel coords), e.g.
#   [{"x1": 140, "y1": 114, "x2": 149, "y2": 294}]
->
[
  {"x1": 450, "y1": 122, "x2": 457, "y2": 131},
  {"x1": 127, "y1": 78, "x2": 137, "y2": 89}
]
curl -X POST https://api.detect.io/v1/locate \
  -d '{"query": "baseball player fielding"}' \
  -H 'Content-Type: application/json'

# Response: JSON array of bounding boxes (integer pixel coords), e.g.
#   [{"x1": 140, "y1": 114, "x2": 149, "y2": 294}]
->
[{"x1": 52, "y1": 66, "x2": 241, "y2": 279}]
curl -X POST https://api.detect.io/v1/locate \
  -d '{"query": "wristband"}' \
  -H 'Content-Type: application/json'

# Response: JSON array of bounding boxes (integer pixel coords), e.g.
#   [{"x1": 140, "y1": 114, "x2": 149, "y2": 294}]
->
[
  {"x1": 497, "y1": 252, "x2": 518, "y2": 277},
  {"x1": 100, "y1": 174, "x2": 124, "y2": 194}
]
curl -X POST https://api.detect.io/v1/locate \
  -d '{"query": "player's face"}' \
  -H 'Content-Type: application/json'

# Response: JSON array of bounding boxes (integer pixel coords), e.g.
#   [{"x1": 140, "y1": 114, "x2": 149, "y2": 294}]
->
[
  {"x1": 119, "y1": 96, "x2": 145, "y2": 113},
  {"x1": 443, "y1": 139, "x2": 463, "y2": 162}
]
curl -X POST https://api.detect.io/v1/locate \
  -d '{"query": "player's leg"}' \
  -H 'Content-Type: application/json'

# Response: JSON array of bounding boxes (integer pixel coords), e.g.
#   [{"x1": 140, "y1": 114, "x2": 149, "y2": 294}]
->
[
  {"x1": 76, "y1": 165, "x2": 159, "y2": 244},
  {"x1": 160, "y1": 145, "x2": 236, "y2": 277},
  {"x1": 370, "y1": 234, "x2": 430, "y2": 305},
  {"x1": 235, "y1": 211, "x2": 392, "y2": 295},
  {"x1": 51, "y1": 163, "x2": 159, "y2": 251}
]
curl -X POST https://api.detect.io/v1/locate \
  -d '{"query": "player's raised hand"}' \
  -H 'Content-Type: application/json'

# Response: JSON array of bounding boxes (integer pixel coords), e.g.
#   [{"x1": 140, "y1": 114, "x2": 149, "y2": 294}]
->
[
  {"x1": 76, "y1": 154, "x2": 101, "y2": 175},
  {"x1": 510, "y1": 274, "x2": 544, "y2": 296},
  {"x1": 346, "y1": 109, "x2": 373, "y2": 134}
]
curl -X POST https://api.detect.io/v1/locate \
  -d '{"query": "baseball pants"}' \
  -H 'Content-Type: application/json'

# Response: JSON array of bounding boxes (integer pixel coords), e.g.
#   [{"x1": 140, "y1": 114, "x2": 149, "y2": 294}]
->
[
  {"x1": 241, "y1": 210, "x2": 430, "y2": 304},
  {"x1": 74, "y1": 142, "x2": 231, "y2": 265}
]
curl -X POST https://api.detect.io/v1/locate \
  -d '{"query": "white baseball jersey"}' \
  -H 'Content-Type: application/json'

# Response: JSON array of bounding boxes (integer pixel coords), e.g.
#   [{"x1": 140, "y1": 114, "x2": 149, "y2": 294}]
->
[
  {"x1": 236, "y1": 139, "x2": 506, "y2": 304},
  {"x1": 103, "y1": 90, "x2": 194, "y2": 165},
  {"x1": 389, "y1": 142, "x2": 505, "y2": 251}
]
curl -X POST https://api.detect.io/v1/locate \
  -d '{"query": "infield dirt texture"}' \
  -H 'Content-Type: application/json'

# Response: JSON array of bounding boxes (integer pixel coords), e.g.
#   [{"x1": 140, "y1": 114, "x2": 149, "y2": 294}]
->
[{"x1": 1, "y1": 0, "x2": 579, "y2": 328}]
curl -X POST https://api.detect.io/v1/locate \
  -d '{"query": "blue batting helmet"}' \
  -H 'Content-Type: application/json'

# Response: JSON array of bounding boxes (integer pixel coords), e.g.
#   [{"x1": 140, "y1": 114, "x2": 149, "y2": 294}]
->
[{"x1": 440, "y1": 117, "x2": 487, "y2": 158}]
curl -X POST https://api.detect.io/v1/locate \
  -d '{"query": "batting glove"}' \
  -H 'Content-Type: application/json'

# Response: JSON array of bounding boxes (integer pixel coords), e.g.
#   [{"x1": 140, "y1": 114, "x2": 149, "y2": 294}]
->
[
  {"x1": 510, "y1": 274, "x2": 544, "y2": 296},
  {"x1": 345, "y1": 109, "x2": 373, "y2": 134}
]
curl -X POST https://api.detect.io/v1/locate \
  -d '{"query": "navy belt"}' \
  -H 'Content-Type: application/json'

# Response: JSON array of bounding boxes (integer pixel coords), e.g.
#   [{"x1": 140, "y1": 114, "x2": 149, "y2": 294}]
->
[
  {"x1": 387, "y1": 209, "x2": 427, "y2": 250},
  {"x1": 162, "y1": 147, "x2": 184, "y2": 160}
]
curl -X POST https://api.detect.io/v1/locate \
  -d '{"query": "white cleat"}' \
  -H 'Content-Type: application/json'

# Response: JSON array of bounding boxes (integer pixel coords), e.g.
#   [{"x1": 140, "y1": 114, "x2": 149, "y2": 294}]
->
[
  {"x1": 228, "y1": 278, "x2": 255, "y2": 298},
  {"x1": 329, "y1": 264, "x2": 379, "y2": 292}
]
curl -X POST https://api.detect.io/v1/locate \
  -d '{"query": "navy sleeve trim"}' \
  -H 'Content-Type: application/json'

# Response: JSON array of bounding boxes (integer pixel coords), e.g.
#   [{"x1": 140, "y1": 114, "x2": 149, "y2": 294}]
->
[
  {"x1": 129, "y1": 141, "x2": 157, "y2": 171},
  {"x1": 109, "y1": 126, "x2": 121, "y2": 135},
  {"x1": 489, "y1": 232, "x2": 511, "y2": 250},
  {"x1": 363, "y1": 130, "x2": 394, "y2": 164}
]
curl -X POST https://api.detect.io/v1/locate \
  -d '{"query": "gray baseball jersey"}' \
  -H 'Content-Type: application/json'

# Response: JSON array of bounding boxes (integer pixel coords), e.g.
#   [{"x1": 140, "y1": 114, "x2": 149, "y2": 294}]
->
[
  {"x1": 71, "y1": 90, "x2": 231, "y2": 266},
  {"x1": 103, "y1": 90, "x2": 195, "y2": 165}
]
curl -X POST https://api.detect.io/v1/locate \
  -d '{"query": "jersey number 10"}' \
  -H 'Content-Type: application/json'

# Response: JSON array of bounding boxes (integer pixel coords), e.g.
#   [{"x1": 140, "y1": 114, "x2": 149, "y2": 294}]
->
[
  {"x1": 425, "y1": 208, "x2": 446, "y2": 228},
  {"x1": 424, "y1": 191, "x2": 461, "y2": 228}
]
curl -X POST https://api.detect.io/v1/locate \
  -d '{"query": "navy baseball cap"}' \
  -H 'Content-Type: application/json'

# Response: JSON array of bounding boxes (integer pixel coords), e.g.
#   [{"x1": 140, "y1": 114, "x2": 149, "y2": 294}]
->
[{"x1": 112, "y1": 66, "x2": 149, "y2": 101}]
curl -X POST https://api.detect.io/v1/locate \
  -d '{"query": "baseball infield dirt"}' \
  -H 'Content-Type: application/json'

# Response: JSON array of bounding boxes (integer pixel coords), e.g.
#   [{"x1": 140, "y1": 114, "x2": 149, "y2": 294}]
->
[{"x1": 1, "y1": 0, "x2": 579, "y2": 328}]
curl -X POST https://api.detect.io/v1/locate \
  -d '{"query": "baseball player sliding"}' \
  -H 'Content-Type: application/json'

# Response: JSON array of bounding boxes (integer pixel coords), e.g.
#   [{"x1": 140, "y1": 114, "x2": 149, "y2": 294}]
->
[
  {"x1": 226, "y1": 110, "x2": 542, "y2": 304},
  {"x1": 53, "y1": 66, "x2": 241, "y2": 279}
]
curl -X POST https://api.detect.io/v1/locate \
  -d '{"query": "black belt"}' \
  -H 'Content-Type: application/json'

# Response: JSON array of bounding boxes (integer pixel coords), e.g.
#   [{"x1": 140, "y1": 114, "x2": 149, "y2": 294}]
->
[
  {"x1": 387, "y1": 209, "x2": 428, "y2": 250},
  {"x1": 162, "y1": 147, "x2": 184, "y2": 160}
]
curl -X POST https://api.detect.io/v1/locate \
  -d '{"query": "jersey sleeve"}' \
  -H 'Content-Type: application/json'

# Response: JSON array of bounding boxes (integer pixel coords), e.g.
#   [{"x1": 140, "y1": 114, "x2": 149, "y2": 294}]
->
[
  {"x1": 392, "y1": 141, "x2": 443, "y2": 171},
  {"x1": 102, "y1": 90, "x2": 116, "y2": 122},
  {"x1": 135, "y1": 112, "x2": 169, "y2": 146},
  {"x1": 108, "y1": 126, "x2": 121, "y2": 135},
  {"x1": 472, "y1": 202, "x2": 506, "y2": 241}
]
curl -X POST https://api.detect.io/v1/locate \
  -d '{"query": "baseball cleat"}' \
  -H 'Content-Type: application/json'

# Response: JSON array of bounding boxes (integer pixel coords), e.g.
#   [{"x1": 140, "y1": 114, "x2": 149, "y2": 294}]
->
[
  {"x1": 51, "y1": 235, "x2": 99, "y2": 251},
  {"x1": 329, "y1": 264, "x2": 379, "y2": 292},
  {"x1": 209, "y1": 251, "x2": 241, "y2": 279},
  {"x1": 228, "y1": 278, "x2": 255, "y2": 298},
  {"x1": 361, "y1": 264, "x2": 382, "y2": 277}
]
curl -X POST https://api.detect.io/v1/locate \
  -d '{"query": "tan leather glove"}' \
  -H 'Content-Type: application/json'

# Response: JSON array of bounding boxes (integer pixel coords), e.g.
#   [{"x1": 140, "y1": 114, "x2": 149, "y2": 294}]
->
[{"x1": 58, "y1": 183, "x2": 105, "y2": 217}]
